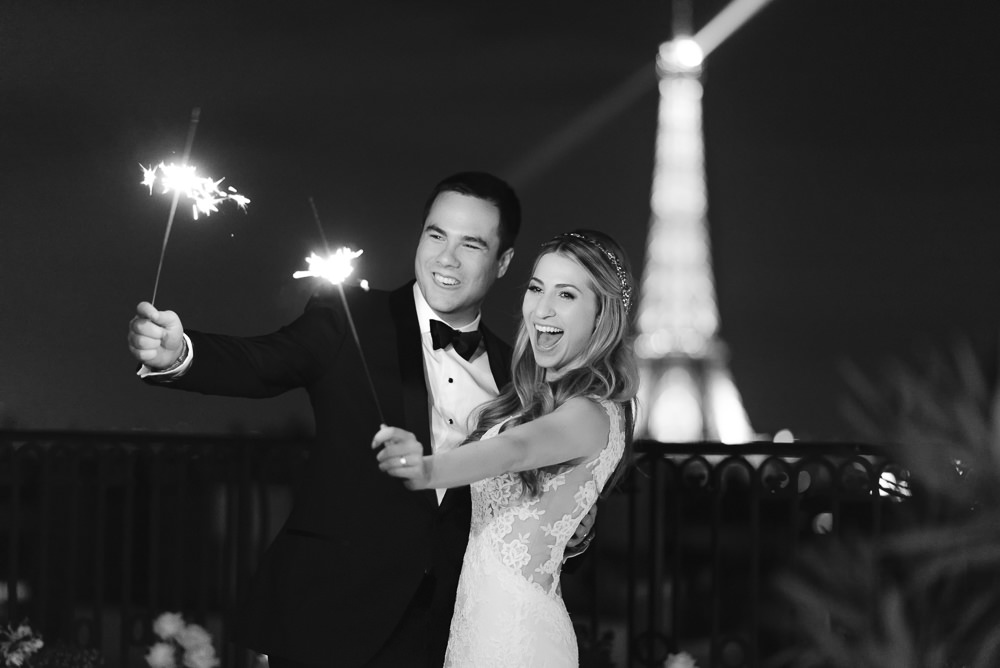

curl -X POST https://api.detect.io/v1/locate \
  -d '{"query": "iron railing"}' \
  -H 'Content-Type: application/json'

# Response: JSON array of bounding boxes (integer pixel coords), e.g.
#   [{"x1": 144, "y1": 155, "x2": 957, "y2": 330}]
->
[{"x1": 0, "y1": 432, "x2": 900, "y2": 667}]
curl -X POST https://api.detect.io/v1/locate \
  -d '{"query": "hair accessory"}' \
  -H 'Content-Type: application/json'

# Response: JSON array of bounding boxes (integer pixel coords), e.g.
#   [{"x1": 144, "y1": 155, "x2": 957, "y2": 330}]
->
[{"x1": 558, "y1": 232, "x2": 632, "y2": 313}]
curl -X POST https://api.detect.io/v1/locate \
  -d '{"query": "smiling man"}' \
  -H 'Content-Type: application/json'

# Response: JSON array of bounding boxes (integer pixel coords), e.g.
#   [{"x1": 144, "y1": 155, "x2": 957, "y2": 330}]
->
[{"x1": 127, "y1": 172, "x2": 593, "y2": 668}]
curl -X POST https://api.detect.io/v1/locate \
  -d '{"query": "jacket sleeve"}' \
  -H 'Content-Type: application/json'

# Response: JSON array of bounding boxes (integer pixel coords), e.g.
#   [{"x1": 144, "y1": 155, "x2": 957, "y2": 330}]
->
[{"x1": 145, "y1": 292, "x2": 348, "y2": 398}]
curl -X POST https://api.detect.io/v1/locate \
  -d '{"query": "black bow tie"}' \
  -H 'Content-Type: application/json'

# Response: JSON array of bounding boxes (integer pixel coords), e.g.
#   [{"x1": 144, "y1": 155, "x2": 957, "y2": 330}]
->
[{"x1": 429, "y1": 319, "x2": 482, "y2": 362}]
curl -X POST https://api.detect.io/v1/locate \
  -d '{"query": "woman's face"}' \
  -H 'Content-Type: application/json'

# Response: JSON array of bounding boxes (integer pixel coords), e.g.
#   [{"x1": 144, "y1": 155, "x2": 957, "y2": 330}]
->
[{"x1": 522, "y1": 252, "x2": 599, "y2": 380}]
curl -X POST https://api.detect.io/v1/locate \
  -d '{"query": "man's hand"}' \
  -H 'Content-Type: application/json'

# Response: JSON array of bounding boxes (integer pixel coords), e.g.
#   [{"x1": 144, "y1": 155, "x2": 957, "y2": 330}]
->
[
  {"x1": 127, "y1": 301, "x2": 185, "y2": 370},
  {"x1": 566, "y1": 503, "x2": 598, "y2": 556}
]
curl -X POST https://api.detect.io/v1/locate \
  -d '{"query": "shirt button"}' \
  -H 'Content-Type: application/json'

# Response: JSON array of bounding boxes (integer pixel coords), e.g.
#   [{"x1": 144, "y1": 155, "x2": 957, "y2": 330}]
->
[
  {"x1": 448, "y1": 419, "x2": 454, "y2": 425},
  {"x1": 448, "y1": 378, "x2": 454, "y2": 383}
]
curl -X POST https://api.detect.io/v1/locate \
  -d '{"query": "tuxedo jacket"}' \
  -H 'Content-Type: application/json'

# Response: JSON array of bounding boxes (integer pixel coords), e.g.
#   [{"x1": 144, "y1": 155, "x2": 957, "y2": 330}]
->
[{"x1": 148, "y1": 281, "x2": 512, "y2": 666}]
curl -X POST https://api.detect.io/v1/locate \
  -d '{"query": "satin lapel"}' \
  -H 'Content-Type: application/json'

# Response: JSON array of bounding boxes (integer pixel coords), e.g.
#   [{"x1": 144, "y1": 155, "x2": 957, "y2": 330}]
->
[
  {"x1": 481, "y1": 324, "x2": 512, "y2": 389},
  {"x1": 389, "y1": 283, "x2": 438, "y2": 509}
]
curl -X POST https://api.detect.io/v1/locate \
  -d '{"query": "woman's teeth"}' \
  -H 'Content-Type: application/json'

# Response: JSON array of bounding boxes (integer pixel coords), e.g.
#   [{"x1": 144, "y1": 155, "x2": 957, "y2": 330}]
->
[{"x1": 535, "y1": 324, "x2": 563, "y2": 349}]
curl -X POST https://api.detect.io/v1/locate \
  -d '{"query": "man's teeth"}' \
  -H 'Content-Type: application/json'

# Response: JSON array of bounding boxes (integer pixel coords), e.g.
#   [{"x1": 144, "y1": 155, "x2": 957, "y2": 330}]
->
[{"x1": 435, "y1": 274, "x2": 459, "y2": 286}]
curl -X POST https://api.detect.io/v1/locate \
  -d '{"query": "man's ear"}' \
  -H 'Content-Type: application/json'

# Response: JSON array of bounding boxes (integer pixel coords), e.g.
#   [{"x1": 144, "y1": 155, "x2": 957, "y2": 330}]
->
[{"x1": 496, "y1": 248, "x2": 514, "y2": 279}]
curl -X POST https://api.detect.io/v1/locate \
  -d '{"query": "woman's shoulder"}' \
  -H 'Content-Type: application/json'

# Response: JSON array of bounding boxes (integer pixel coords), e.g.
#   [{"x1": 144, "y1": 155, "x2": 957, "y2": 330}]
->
[
  {"x1": 559, "y1": 395, "x2": 608, "y2": 413},
  {"x1": 562, "y1": 395, "x2": 621, "y2": 418},
  {"x1": 554, "y1": 397, "x2": 612, "y2": 439}
]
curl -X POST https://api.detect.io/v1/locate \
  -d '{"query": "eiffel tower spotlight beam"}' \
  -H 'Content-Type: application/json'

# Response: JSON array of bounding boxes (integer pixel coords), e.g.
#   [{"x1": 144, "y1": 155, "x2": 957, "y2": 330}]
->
[{"x1": 693, "y1": 0, "x2": 776, "y2": 58}]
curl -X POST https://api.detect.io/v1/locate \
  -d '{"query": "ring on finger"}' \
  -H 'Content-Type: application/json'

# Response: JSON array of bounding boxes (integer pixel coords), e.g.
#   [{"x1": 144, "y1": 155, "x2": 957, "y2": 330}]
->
[{"x1": 400, "y1": 456, "x2": 407, "y2": 466}]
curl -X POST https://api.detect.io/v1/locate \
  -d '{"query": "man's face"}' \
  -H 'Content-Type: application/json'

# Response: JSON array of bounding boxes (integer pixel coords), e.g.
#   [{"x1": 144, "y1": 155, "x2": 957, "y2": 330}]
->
[{"x1": 414, "y1": 191, "x2": 513, "y2": 327}]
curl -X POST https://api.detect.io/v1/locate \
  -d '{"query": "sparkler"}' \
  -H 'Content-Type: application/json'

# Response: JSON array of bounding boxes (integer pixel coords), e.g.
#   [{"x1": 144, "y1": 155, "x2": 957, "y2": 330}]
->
[
  {"x1": 140, "y1": 162, "x2": 250, "y2": 219},
  {"x1": 293, "y1": 212, "x2": 383, "y2": 423},
  {"x1": 143, "y1": 107, "x2": 250, "y2": 304}
]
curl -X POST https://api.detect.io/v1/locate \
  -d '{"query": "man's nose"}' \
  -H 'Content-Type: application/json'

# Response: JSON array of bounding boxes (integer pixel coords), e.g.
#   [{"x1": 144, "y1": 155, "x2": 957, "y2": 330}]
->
[{"x1": 435, "y1": 244, "x2": 459, "y2": 267}]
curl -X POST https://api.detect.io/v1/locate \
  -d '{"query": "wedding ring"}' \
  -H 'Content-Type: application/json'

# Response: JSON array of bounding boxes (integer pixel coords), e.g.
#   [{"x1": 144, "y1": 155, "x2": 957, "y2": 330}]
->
[{"x1": 400, "y1": 457, "x2": 407, "y2": 466}]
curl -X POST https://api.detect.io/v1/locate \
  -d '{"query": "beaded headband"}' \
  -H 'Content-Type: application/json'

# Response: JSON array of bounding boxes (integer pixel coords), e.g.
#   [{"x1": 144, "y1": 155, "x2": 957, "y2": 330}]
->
[{"x1": 556, "y1": 232, "x2": 632, "y2": 313}]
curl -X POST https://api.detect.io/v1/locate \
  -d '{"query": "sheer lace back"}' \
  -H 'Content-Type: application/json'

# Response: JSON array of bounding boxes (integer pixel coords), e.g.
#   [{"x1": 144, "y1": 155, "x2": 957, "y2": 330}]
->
[
  {"x1": 469, "y1": 398, "x2": 625, "y2": 596},
  {"x1": 444, "y1": 398, "x2": 627, "y2": 667}
]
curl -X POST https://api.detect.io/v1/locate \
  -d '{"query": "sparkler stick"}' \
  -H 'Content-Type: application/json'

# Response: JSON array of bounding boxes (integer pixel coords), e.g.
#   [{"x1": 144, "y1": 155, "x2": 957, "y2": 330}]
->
[
  {"x1": 151, "y1": 107, "x2": 200, "y2": 305},
  {"x1": 294, "y1": 202, "x2": 384, "y2": 423}
]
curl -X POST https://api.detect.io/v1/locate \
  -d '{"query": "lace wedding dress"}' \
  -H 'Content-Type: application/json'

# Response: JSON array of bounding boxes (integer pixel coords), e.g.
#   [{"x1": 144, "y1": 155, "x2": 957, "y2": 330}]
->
[{"x1": 443, "y1": 399, "x2": 625, "y2": 668}]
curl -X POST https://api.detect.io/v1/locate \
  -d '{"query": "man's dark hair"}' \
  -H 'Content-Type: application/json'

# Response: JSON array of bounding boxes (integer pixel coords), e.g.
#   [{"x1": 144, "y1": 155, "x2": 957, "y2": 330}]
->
[{"x1": 421, "y1": 171, "x2": 521, "y2": 254}]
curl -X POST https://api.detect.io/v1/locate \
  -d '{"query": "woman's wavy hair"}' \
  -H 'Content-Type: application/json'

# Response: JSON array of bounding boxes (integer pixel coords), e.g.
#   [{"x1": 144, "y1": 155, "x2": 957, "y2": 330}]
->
[{"x1": 465, "y1": 229, "x2": 639, "y2": 497}]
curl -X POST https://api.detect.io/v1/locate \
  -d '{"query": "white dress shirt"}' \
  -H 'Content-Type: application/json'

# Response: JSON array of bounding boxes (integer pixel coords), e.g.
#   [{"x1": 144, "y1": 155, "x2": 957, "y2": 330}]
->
[{"x1": 412, "y1": 283, "x2": 500, "y2": 503}]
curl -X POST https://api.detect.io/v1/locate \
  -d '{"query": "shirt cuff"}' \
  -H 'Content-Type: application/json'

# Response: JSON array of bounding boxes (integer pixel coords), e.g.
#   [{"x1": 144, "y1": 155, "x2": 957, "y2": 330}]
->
[{"x1": 137, "y1": 333, "x2": 194, "y2": 379}]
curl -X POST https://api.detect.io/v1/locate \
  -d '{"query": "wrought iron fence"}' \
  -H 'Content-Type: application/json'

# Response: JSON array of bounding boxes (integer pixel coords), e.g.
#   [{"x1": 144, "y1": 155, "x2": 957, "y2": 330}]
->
[{"x1": 0, "y1": 432, "x2": 900, "y2": 667}]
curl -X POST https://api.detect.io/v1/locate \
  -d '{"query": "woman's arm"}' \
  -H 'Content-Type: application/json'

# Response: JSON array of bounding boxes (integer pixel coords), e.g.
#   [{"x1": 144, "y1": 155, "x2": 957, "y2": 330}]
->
[{"x1": 374, "y1": 397, "x2": 610, "y2": 490}]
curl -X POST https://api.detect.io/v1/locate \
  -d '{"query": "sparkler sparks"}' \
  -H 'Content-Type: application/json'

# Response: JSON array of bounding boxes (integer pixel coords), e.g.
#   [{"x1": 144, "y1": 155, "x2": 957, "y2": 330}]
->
[
  {"x1": 140, "y1": 162, "x2": 250, "y2": 219},
  {"x1": 292, "y1": 248, "x2": 364, "y2": 286}
]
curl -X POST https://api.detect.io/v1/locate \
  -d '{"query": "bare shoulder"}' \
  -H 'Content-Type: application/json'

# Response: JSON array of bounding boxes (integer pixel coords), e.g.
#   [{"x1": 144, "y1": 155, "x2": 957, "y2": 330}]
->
[{"x1": 552, "y1": 397, "x2": 612, "y2": 453}]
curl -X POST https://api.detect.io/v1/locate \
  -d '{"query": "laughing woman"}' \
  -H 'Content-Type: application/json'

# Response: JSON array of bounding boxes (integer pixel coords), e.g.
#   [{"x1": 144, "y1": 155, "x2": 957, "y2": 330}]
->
[{"x1": 373, "y1": 229, "x2": 638, "y2": 668}]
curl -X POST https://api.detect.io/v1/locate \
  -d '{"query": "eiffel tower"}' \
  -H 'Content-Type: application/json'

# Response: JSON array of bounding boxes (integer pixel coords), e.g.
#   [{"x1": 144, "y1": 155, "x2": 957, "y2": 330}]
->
[{"x1": 635, "y1": 0, "x2": 771, "y2": 443}]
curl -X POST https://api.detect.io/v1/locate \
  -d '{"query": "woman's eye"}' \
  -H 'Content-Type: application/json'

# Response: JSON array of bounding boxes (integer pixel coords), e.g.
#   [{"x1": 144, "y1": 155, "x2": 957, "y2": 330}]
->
[
  {"x1": 559, "y1": 291, "x2": 576, "y2": 300},
  {"x1": 527, "y1": 285, "x2": 542, "y2": 293}
]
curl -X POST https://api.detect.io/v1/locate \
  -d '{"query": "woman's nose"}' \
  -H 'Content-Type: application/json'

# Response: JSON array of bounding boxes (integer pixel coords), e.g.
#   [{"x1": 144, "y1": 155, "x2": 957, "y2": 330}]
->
[{"x1": 534, "y1": 294, "x2": 555, "y2": 317}]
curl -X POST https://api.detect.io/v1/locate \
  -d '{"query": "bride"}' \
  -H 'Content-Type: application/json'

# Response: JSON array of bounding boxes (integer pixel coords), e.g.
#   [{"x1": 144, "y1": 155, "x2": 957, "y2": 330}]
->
[{"x1": 373, "y1": 229, "x2": 638, "y2": 667}]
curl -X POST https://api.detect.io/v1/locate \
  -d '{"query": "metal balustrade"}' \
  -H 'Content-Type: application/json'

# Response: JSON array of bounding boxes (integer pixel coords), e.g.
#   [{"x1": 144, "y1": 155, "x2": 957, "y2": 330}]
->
[{"x1": 1, "y1": 432, "x2": 899, "y2": 667}]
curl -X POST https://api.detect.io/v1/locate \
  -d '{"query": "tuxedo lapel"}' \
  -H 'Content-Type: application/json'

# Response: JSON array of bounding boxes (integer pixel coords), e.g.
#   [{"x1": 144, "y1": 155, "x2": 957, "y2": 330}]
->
[
  {"x1": 388, "y1": 283, "x2": 441, "y2": 511},
  {"x1": 481, "y1": 324, "x2": 512, "y2": 390},
  {"x1": 389, "y1": 283, "x2": 432, "y2": 453}
]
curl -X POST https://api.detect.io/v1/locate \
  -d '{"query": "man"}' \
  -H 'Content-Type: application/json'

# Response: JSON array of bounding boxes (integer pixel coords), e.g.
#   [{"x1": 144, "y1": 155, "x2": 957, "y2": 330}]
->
[{"x1": 128, "y1": 172, "x2": 592, "y2": 668}]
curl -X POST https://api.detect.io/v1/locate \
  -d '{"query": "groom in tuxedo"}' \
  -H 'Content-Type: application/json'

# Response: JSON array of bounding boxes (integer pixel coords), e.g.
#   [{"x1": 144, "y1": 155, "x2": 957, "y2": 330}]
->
[{"x1": 129, "y1": 172, "x2": 563, "y2": 667}]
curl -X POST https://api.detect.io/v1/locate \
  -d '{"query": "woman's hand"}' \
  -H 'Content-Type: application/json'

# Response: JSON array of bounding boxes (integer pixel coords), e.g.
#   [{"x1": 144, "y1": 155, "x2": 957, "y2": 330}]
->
[{"x1": 372, "y1": 425, "x2": 431, "y2": 490}]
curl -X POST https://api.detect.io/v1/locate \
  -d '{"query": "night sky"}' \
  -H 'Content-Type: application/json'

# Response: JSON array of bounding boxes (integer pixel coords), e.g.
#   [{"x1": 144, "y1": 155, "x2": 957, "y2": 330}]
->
[{"x1": 1, "y1": 0, "x2": 997, "y2": 440}]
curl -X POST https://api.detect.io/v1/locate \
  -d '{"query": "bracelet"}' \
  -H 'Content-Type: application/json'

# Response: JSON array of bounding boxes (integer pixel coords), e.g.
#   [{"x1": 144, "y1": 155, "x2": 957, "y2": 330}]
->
[{"x1": 160, "y1": 337, "x2": 188, "y2": 373}]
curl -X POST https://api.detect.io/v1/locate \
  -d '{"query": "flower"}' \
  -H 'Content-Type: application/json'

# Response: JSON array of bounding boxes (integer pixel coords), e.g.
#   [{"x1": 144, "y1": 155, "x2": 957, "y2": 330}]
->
[
  {"x1": 152, "y1": 614, "x2": 185, "y2": 641},
  {"x1": 174, "y1": 625, "x2": 211, "y2": 653},
  {"x1": 1, "y1": 623, "x2": 44, "y2": 667},
  {"x1": 180, "y1": 644, "x2": 217, "y2": 668},
  {"x1": 664, "y1": 651, "x2": 698, "y2": 668},
  {"x1": 145, "y1": 643, "x2": 175, "y2": 668},
  {"x1": 146, "y1": 614, "x2": 218, "y2": 668}
]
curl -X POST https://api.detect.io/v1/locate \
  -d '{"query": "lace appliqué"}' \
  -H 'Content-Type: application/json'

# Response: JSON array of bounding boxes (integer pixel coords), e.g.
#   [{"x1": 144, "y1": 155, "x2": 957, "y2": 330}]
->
[{"x1": 444, "y1": 400, "x2": 626, "y2": 668}]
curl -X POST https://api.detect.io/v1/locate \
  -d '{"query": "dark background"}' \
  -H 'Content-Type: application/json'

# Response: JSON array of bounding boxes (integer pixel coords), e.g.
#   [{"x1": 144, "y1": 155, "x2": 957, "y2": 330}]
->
[{"x1": 1, "y1": 0, "x2": 997, "y2": 439}]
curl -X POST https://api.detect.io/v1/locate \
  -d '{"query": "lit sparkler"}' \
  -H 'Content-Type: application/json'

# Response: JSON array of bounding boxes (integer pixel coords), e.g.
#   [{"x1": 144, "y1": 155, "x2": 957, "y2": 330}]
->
[
  {"x1": 292, "y1": 248, "x2": 364, "y2": 285},
  {"x1": 143, "y1": 107, "x2": 250, "y2": 305},
  {"x1": 140, "y1": 162, "x2": 250, "y2": 219},
  {"x1": 293, "y1": 246, "x2": 383, "y2": 423}
]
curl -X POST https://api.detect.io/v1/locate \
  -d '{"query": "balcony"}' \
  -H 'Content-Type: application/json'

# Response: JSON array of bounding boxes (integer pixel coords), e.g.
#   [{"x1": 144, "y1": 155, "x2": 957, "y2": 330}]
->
[{"x1": 1, "y1": 431, "x2": 899, "y2": 667}]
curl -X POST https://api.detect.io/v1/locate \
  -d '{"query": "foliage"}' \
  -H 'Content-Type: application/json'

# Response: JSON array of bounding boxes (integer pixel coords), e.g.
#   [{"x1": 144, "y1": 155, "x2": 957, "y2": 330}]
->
[
  {"x1": 1, "y1": 624, "x2": 103, "y2": 668},
  {"x1": 27, "y1": 644, "x2": 104, "y2": 668},
  {"x1": 776, "y1": 338, "x2": 1000, "y2": 668}
]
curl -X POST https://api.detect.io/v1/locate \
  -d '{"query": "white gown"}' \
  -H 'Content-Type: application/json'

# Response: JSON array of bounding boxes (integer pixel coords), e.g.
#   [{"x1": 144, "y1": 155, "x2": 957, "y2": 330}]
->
[{"x1": 443, "y1": 399, "x2": 625, "y2": 668}]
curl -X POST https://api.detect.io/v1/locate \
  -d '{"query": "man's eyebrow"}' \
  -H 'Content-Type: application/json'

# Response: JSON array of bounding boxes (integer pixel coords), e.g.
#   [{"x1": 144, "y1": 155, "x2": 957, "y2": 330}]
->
[
  {"x1": 424, "y1": 223, "x2": 489, "y2": 248},
  {"x1": 460, "y1": 234, "x2": 489, "y2": 247}
]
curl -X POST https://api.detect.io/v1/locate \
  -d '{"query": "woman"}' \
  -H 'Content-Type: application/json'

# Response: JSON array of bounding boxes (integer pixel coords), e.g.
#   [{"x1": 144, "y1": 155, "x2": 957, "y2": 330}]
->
[{"x1": 372, "y1": 229, "x2": 638, "y2": 667}]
